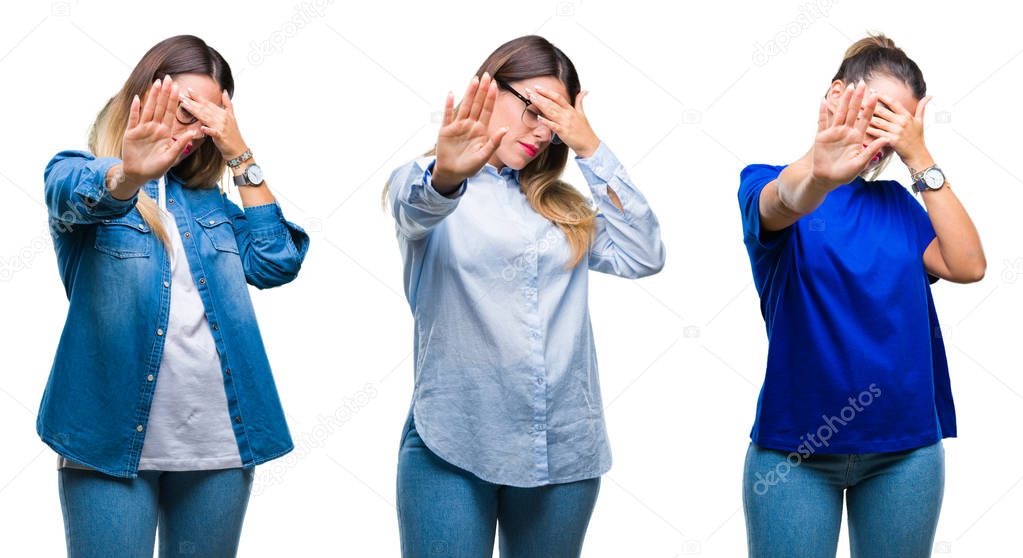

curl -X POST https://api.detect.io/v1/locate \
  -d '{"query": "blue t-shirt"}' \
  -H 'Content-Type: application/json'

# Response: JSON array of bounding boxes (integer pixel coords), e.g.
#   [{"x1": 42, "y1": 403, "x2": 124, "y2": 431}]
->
[{"x1": 738, "y1": 164, "x2": 956, "y2": 455}]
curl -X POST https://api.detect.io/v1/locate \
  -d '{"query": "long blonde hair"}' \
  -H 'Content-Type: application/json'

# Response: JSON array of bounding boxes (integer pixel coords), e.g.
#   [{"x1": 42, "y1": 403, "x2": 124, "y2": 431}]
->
[
  {"x1": 385, "y1": 35, "x2": 597, "y2": 268},
  {"x1": 89, "y1": 35, "x2": 234, "y2": 246}
]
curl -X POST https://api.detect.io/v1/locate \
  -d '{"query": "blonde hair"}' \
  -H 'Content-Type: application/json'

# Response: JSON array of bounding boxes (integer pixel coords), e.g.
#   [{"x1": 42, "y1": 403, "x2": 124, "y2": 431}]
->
[
  {"x1": 89, "y1": 35, "x2": 234, "y2": 247},
  {"x1": 384, "y1": 36, "x2": 597, "y2": 268}
]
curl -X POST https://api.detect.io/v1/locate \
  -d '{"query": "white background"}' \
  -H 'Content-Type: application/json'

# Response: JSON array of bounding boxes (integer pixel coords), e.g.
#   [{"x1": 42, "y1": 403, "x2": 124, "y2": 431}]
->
[{"x1": 1, "y1": 0, "x2": 1020, "y2": 556}]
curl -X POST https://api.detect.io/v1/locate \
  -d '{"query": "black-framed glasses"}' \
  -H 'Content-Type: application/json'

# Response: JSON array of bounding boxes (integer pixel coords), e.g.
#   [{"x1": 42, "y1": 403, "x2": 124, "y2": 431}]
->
[
  {"x1": 175, "y1": 104, "x2": 198, "y2": 126},
  {"x1": 495, "y1": 79, "x2": 561, "y2": 145}
]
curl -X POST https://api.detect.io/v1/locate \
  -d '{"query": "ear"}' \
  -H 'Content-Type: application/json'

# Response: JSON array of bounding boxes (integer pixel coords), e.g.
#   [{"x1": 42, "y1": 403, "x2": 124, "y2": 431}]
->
[{"x1": 824, "y1": 80, "x2": 845, "y2": 113}]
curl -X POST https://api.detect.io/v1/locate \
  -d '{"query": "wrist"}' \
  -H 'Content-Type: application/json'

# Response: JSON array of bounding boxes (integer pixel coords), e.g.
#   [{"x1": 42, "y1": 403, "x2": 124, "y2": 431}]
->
[
  {"x1": 110, "y1": 164, "x2": 148, "y2": 196},
  {"x1": 232, "y1": 157, "x2": 255, "y2": 176},
  {"x1": 806, "y1": 173, "x2": 840, "y2": 193},
  {"x1": 574, "y1": 137, "x2": 600, "y2": 159},
  {"x1": 903, "y1": 150, "x2": 935, "y2": 173},
  {"x1": 430, "y1": 166, "x2": 465, "y2": 193}
]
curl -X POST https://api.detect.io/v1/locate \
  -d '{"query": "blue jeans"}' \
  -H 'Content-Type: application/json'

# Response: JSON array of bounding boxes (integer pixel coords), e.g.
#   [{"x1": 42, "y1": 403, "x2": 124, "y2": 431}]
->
[
  {"x1": 743, "y1": 441, "x2": 944, "y2": 558},
  {"x1": 58, "y1": 466, "x2": 254, "y2": 558},
  {"x1": 396, "y1": 413, "x2": 600, "y2": 558}
]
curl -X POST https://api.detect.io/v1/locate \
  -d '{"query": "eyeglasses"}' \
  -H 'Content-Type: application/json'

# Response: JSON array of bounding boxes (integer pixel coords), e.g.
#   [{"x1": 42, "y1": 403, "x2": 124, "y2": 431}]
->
[
  {"x1": 495, "y1": 79, "x2": 561, "y2": 145},
  {"x1": 175, "y1": 104, "x2": 198, "y2": 126}
]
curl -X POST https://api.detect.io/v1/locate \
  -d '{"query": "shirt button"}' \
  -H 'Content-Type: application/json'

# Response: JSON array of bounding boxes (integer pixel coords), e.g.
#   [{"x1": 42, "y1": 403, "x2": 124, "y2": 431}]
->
[
  {"x1": 184, "y1": 232, "x2": 191, "y2": 239},
  {"x1": 168, "y1": 199, "x2": 175, "y2": 205},
  {"x1": 163, "y1": 281, "x2": 170, "y2": 288},
  {"x1": 156, "y1": 328, "x2": 164, "y2": 336},
  {"x1": 224, "y1": 368, "x2": 231, "y2": 376},
  {"x1": 199, "y1": 277, "x2": 206, "y2": 285},
  {"x1": 234, "y1": 416, "x2": 242, "y2": 423},
  {"x1": 208, "y1": 219, "x2": 216, "y2": 225},
  {"x1": 147, "y1": 374, "x2": 154, "y2": 382},
  {"x1": 136, "y1": 424, "x2": 144, "y2": 432},
  {"x1": 136, "y1": 223, "x2": 145, "y2": 230},
  {"x1": 212, "y1": 324, "x2": 219, "y2": 331},
  {"x1": 536, "y1": 376, "x2": 544, "y2": 385}
]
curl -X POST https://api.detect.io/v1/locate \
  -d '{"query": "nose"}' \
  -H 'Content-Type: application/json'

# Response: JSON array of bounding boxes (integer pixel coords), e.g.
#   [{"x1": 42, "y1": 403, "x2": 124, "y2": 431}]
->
[{"x1": 532, "y1": 122, "x2": 553, "y2": 144}]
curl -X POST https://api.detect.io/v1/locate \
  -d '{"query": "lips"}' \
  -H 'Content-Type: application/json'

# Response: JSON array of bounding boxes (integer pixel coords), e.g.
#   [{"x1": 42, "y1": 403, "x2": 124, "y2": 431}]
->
[{"x1": 518, "y1": 141, "x2": 538, "y2": 157}]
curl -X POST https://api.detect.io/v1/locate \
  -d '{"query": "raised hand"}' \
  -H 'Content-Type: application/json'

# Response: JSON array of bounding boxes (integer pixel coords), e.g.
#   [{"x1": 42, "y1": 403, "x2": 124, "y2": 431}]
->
[
  {"x1": 432, "y1": 72, "x2": 508, "y2": 191},
  {"x1": 527, "y1": 85, "x2": 600, "y2": 158},
  {"x1": 178, "y1": 88, "x2": 248, "y2": 160},
  {"x1": 809, "y1": 81, "x2": 889, "y2": 189},
  {"x1": 121, "y1": 76, "x2": 194, "y2": 183},
  {"x1": 869, "y1": 94, "x2": 934, "y2": 171}
]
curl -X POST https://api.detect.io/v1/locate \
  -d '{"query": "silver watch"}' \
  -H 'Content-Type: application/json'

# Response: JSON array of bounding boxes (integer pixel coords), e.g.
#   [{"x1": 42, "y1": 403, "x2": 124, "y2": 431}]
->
[
  {"x1": 911, "y1": 165, "x2": 945, "y2": 193},
  {"x1": 233, "y1": 163, "x2": 264, "y2": 187}
]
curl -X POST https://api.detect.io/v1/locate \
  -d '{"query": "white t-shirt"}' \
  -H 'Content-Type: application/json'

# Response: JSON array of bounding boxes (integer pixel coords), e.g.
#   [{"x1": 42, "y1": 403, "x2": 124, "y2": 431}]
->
[{"x1": 59, "y1": 177, "x2": 242, "y2": 472}]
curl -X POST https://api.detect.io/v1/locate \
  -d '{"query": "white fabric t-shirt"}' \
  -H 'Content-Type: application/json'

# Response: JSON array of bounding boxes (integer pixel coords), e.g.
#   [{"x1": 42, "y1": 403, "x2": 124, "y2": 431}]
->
[{"x1": 59, "y1": 176, "x2": 241, "y2": 471}]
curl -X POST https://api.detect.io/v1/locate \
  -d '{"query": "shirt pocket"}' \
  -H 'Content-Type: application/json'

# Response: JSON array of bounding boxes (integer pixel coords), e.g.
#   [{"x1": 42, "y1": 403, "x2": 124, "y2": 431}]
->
[
  {"x1": 94, "y1": 217, "x2": 152, "y2": 258},
  {"x1": 195, "y1": 208, "x2": 240, "y2": 254}
]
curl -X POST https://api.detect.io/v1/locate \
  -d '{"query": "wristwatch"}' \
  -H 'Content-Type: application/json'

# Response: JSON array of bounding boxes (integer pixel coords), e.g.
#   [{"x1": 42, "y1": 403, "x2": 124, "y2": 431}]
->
[
  {"x1": 911, "y1": 165, "x2": 945, "y2": 193},
  {"x1": 233, "y1": 163, "x2": 265, "y2": 187}
]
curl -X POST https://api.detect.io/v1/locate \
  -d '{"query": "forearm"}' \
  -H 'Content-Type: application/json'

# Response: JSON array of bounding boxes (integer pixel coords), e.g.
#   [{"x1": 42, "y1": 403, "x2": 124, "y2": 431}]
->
[
  {"x1": 760, "y1": 149, "x2": 833, "y2": 231},
  {"x1": 921, "y1": 182, "x2": 985, "y2": 277}
]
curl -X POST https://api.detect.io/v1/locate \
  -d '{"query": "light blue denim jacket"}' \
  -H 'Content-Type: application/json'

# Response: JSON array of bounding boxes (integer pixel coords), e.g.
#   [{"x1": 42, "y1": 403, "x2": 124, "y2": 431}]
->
[
  {"x1": 38, "y1": 150, "x2": 309, "y2": 478},
  {"x1": 389, "y1": 142, "x2": 665, "y2": 487}
]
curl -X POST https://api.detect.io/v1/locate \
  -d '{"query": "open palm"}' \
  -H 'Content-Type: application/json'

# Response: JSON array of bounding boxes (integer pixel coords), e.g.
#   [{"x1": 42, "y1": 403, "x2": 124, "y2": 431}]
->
[
  {"x1": 433, "y1": 73, "x2": 508, "y2": 187},
  {"x1": 810, "y1": 82, "x2": 888, "y2": 188},
  {"x1": 122, "y1": 76, "x2": 192, "y2": 182}
]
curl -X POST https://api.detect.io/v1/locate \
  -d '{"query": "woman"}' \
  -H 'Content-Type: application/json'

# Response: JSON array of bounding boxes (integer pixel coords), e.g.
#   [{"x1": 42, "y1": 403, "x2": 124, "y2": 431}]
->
[
  {"x1": 738, "y1": 35, "x2": 984, "y2": 557},
  {"x1": 385, "y1": 35, "x2": 665, "y2": 557},
  {"x1": 39, "y1": 35, "x2": 308, "y2": 557}
]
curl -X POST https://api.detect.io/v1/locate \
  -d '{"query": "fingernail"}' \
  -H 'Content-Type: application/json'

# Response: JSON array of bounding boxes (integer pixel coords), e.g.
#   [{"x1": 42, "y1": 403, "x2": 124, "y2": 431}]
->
[{"x1": 535, "y1": 85, "x2": 544, "y2": 90}]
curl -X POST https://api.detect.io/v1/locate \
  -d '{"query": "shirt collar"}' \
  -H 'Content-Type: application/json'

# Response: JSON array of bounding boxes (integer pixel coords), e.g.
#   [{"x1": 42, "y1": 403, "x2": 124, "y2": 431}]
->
[{"x1": 481, "y1": 163, "x2": 520, "y2": 183}]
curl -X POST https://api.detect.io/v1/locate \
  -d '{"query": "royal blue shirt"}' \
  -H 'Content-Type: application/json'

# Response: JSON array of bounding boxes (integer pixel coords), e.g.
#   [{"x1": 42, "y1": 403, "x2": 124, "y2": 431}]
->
[
  {"x1": 38, "y1": 150, "x2": 309, "y2": 478},
  {"x1": 738, "y1": 164, "x2": 956, "y2": 454},
  {"x1": 389, "y1": 142, "x2": 665, "y2": 487}
]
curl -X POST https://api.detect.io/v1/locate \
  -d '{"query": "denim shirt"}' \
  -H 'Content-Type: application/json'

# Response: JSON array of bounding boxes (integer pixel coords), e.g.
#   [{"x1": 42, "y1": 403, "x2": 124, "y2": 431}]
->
[
  {"x1": 388, "y1": 142, "x2": 665, "y2": 487},
  {"x1": 38, "y1": 150, "x2": 309, "y2": 478}
]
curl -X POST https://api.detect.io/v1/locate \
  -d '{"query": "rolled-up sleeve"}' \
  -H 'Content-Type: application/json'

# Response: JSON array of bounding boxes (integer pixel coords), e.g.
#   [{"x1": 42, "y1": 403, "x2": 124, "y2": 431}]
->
[
  {"x1": 225, "y1": 197, "x2": 309, "y2": 289},
  {"x1": 578, "y1": 142, "x2": 665, "y2": 278},
  {"x1": 44, "y1": 150, "x2": 138, "y2": 225}
]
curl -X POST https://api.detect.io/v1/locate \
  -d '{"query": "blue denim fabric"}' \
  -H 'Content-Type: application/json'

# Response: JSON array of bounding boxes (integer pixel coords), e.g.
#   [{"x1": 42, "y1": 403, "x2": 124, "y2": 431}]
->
[
  {"x1": 59, "y1": 466, "x2": 254, "y2": 557},
  {"x1": 743, "y1": 441, "x2": 945, "y2": 557},
  {"x1": 38, "y1": 150, "x2": 309, "y2": 478}
]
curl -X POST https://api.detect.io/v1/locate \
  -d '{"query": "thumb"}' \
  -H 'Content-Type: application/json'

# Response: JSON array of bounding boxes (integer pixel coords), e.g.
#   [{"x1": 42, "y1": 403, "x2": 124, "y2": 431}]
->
[
  {"x1": 915, "y1": 95, "x2": 932, "y2": 120},
  {"x1": 856, "y1": 136, "x2": 889, "y2": 169},
  {"x1": 222, "y1": 90, "x2": 234, "y2": 114},
  {"x1": 169, "y1": 130, "x2": 195, "y2": 159},
  {"x1": 484, "y1": 127, "x2": 509, "y2": 155},
  {"x1": 575, "y1": 90, "x2": 588, "y2": 114}
]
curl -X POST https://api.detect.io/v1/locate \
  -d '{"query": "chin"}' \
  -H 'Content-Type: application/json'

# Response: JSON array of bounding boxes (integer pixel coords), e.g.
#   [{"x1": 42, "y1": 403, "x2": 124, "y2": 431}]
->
[{"x1": 496, "y1": 150, "x2": 530, "y2": 171}]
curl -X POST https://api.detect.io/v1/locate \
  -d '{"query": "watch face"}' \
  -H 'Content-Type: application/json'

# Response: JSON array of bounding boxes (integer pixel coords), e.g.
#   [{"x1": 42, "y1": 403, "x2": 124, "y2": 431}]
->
[
  {"x1": 246, "y1": 164, "x2": 264, "y2": 185},
  {"x1": 923, "y1": 168, "x2": 944, "y2": 190}
]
